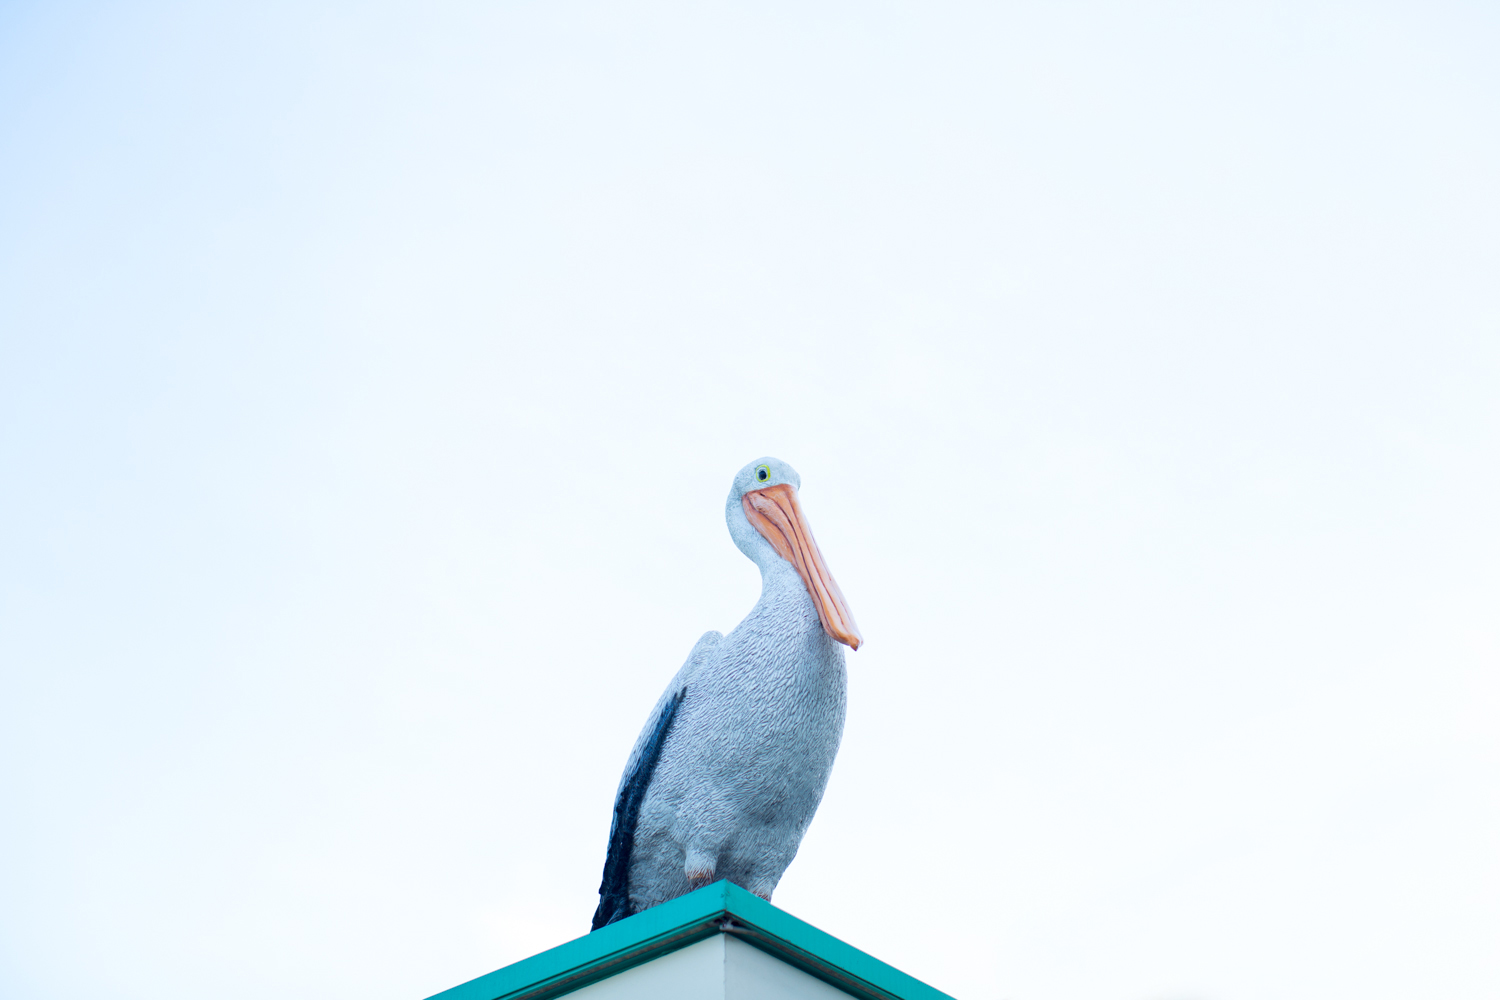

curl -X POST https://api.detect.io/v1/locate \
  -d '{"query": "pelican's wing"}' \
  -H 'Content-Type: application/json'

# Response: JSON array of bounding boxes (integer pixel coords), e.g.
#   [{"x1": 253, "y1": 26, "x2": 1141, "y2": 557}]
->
[{"x1": 591, "y1": 629, "x2": 721, "y2": 930}]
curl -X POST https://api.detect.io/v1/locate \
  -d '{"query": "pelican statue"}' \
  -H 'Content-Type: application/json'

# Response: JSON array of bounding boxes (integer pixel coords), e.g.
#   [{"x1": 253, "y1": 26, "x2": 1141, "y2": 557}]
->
[{"x1": 591, "y1": 457, "x2": 862, "y2": 929}]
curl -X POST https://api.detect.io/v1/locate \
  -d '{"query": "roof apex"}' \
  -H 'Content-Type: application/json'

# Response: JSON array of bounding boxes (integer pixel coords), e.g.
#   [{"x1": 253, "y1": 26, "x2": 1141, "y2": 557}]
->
[{"x1": 422, "y1": 880, "x2": 954, "y2": 1000}]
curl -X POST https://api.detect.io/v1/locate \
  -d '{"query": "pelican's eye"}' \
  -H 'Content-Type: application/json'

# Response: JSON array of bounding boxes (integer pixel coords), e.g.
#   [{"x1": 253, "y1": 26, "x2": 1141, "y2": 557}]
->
[{"x1": 755, "y1": 465, "x2": 771, "y2": 483}]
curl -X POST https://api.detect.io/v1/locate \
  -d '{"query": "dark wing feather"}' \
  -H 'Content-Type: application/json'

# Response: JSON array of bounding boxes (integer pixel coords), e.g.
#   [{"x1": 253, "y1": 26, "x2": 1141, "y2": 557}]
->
[
  {"x1": 590, "y1": 686, "x2": 685, "y2": 930},
  {"x1": 591, "y1": 630, "x2": 720, "y2": 931}
]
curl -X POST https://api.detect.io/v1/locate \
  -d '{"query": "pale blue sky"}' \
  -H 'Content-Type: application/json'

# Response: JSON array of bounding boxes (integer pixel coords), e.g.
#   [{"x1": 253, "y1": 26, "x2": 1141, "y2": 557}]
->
[{"x1": 1, "y1": 2, "x2": 1497, "y2": 999}]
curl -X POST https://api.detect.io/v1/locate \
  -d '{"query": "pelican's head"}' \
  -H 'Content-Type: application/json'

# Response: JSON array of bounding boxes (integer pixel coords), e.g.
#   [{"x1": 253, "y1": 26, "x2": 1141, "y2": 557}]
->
[{"x1": 725, "y1": 457, "x2": 862, "y2": 651}]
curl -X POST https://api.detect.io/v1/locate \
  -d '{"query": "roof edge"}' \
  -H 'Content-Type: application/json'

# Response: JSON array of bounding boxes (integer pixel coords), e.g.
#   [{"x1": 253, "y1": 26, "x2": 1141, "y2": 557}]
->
[{"x1": 422, "y1": 881, "x2": 954, "y2": 1000}]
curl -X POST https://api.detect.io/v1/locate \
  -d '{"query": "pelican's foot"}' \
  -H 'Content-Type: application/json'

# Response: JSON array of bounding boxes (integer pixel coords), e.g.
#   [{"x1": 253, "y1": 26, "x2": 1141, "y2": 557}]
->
[
  {"x1": 684, "y1": 847, "x2": 717, "y2": 887},
  {"x1": 744, "y1": 878, "x2": 775, "y2": 902}
]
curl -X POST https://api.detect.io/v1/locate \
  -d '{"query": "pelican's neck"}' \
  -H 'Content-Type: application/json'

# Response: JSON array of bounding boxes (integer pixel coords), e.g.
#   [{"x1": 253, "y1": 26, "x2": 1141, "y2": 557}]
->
[
  {"x1": 757, "y1": 555, "x2": 805, "y2": 600},
  {"x1": 752, "y1": 557, "x2": 827, "y2": 645},
  {"x1": 726, "y1": 492, "x2": 817, "y2": 617}
]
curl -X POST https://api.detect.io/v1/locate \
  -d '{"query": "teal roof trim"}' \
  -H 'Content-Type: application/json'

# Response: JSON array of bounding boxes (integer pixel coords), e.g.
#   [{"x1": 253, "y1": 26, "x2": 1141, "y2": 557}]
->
[{"x1": 422, "y1": 881, "x2": 955, "y2": 1000}]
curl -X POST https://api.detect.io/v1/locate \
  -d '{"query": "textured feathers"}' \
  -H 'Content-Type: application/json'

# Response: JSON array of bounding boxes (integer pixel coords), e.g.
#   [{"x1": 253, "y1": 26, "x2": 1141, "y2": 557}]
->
[{"x1": 620, "y1": 565, "x2": 845, "y2": 911}]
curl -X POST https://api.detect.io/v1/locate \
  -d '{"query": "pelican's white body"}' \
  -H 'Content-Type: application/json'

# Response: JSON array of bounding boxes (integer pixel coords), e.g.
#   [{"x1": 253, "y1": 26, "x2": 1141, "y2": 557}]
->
[{"x1": 608, "y1": 459, "x2": 849, "y2": 913}]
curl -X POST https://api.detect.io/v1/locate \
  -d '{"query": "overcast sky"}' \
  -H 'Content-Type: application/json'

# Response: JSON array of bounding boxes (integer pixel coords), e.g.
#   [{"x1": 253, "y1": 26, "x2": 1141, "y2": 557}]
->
[{"x1": 1, "y1": 2, "x2": 1497, "y2": 999}]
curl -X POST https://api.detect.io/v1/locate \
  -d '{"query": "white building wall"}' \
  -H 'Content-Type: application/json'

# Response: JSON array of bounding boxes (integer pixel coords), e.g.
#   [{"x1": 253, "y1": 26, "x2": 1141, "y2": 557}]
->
[{"x1": 564, "y1": 934, "x2": 854, "y2": 1000}]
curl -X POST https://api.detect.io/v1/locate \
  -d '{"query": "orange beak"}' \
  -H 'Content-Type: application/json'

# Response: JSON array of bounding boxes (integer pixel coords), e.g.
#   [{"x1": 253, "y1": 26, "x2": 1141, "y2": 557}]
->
[{"x1": 742, "y1": 483, "x2": 863, "y2": 650}]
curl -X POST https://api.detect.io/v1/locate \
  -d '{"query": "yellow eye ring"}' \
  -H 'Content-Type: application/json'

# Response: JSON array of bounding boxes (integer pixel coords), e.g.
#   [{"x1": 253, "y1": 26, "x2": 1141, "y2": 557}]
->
[{"x1": 755, "y1": 464, "x2": 771, "y2": 483}]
